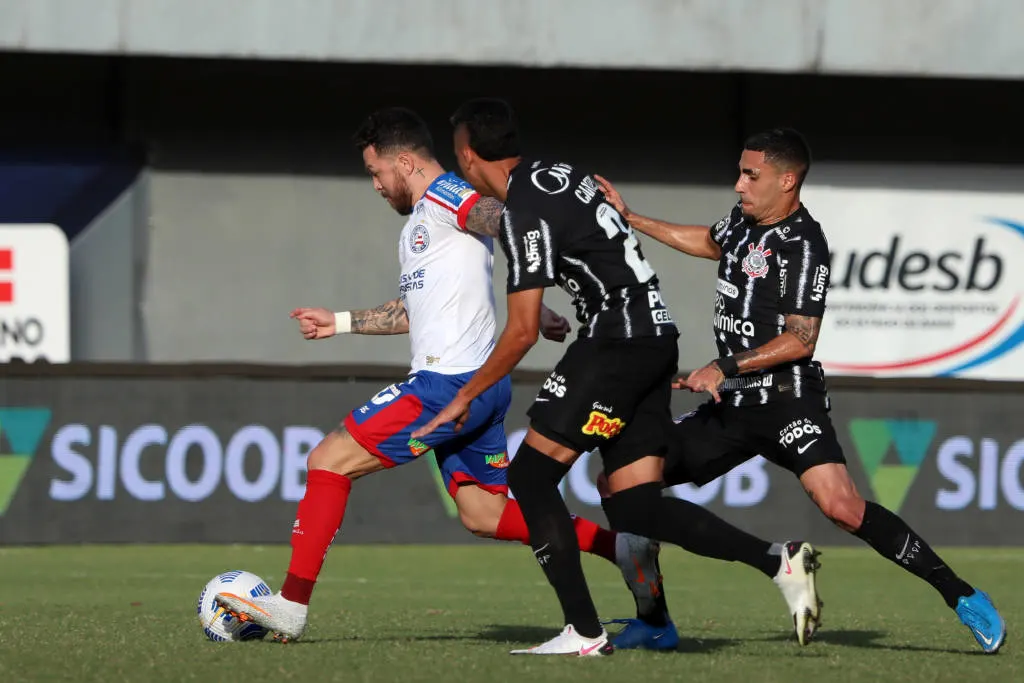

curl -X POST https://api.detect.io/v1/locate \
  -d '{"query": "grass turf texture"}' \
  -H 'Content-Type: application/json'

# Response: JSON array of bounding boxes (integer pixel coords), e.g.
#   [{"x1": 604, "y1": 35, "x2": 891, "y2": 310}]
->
[{"x1": 1, "y1": 545, "x2": 1020, "y2": 683}]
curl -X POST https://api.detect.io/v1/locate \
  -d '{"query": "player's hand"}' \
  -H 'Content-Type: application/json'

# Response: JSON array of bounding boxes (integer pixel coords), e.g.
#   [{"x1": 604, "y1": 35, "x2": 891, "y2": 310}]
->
[
  {"x1": 290, "y1": 307, "x2": 336, "y2": 340},
  {"x1": 540, "y1": 307, "x2": 571, "y2": 343},
  {"x1": 594, "y1": 175, "x2": 630, "y2": 219},
  {"x1": 411, "y1": 396, "x2": 471, "y2": 439},
  {"x1": 681, "y1": 362, "x2": 725, "y2": 403}
]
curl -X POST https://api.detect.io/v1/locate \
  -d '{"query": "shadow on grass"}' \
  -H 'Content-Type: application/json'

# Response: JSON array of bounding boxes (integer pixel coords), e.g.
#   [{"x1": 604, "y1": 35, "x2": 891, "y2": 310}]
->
[
  {"x1": 759, "y1": 629, "x2": 979, "y2": 655},
  {"x1": 300, "y1": 624, "x2": 740, "y2": 654}
]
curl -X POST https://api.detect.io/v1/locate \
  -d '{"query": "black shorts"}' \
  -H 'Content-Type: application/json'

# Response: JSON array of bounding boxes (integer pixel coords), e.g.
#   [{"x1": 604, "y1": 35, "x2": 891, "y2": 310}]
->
[
  {"x1": 662, "y1": 394, "x2": 845, "y2": 487},
  {"x1": 527, "y1": 335, "x2": 678, "y2": 475}
]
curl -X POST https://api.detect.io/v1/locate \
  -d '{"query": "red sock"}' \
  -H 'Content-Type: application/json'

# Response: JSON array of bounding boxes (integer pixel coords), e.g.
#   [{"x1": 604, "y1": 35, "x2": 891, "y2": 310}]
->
[
  {"x1": 495, "y1": 499, "x2": 618, "y2": 565},
  {"x1": 572, "y1": 513, "x2": 618, "y2": 564},
  {"x1": 281, "y1": 469, "x2": 352, "y2": 605}
]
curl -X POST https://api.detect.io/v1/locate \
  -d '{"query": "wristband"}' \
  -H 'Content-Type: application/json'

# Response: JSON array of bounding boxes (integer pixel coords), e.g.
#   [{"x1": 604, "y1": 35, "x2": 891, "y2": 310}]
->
[
  {"x1": 714, "y1": 356, "x2": 739, "y2": 378},
  {"x1": 333, "y1": 311, "x2": 352, "y2": 335}
]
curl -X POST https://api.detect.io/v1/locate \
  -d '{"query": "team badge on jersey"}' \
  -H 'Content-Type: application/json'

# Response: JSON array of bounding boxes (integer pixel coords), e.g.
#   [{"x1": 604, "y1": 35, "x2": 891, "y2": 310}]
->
[
  {"x1": 410, "y1": 224, "x2": 430, "y2": 254},
  {"x1": 742, "y1": 243, "x2": 773, "y2": 279}
]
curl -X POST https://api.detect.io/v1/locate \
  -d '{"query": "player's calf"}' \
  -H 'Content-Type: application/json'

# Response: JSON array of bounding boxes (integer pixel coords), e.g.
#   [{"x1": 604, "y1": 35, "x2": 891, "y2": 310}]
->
[{"x1": 453, "y1": 484, "x2": 507, "y2": 538}]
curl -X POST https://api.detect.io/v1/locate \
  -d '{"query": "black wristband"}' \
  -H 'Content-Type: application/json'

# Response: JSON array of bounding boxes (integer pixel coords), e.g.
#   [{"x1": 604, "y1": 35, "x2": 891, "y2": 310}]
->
[{"x1": 715, "y1": 356, "x2": 739, "y2": 378}]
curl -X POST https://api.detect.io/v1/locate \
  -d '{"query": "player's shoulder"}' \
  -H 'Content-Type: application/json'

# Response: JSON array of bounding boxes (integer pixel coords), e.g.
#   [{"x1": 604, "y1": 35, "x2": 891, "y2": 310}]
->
[
  {"x1": 421, "y1": 172, "x2": 479, "y2": 229},
  {"x1": 712, "y1": 201, "x2": 744, "y2": 238},
  {"x1": 424, "y1": 172, "x2": 476, "y2": 209},
  {"x1": 507, "y1": 158, "x2": 599, "y2": 209},
  {"x1": 782, "y1": 205, "x2": 828, "y2": 249}
]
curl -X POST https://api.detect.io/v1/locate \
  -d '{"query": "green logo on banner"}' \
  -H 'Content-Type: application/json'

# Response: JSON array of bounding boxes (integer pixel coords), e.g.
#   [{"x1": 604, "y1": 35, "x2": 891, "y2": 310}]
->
[
  {"x1": 0, "y1": 408, "x2": 52, "y2": 516},
  {"x1": 848, "y1": 419, "x2": 936, "y2": 514}
]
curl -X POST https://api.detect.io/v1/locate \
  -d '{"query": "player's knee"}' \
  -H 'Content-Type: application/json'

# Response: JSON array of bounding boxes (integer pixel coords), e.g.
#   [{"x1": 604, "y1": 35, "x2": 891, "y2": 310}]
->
[
  {"x1": 307, "y1": 427, "x2": 378, "y2": 479},
  {"x1": 507, "y1": 443, "x2": 566, "y2": 500},
  {"x1": 603, "y1": 482, "x2": 663, "y2": 537}
]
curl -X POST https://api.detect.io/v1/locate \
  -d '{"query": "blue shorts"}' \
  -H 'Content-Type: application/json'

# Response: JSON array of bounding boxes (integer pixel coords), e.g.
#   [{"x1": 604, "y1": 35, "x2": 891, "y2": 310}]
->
[{"x1": 344, "y1": 370, "x2": 512, "y2": 497}]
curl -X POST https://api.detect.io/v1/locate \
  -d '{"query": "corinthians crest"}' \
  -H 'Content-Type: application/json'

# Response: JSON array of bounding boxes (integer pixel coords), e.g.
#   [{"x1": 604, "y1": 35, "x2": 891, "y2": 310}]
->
[{"x1": 741, "y1": 243, "x2": 772, "y2": 278}]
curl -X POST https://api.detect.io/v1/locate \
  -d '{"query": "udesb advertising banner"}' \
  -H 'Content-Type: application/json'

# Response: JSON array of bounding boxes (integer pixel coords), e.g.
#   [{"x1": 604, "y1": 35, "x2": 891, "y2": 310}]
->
[
  {"x1": 1, "y1": 373, "x2": 1022, "y2": 546},
  {"x1": 800, "y1": 184, "x2": 1024, "y2": 380}
]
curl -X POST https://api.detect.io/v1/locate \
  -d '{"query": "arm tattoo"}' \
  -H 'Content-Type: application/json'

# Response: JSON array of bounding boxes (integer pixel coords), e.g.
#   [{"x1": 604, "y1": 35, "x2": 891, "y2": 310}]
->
[
  {"x1": 351, "y1": 298, "x2": 409, "y2": 335},
  {"x1": 721, "y1": 315, "x2": 821, "y2": 374},
  {"x1": 462, "y1": 197, "x2": 503, "y2": 237},
  {"x1": 784, "y1": 314, "x2": 822, "y2": 353}
]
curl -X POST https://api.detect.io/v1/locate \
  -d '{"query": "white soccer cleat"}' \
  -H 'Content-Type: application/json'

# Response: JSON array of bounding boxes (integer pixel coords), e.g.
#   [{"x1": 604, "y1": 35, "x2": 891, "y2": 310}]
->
[
  {"x1": 510, "y1": 624, "x2": 614, "y2": 656},
  {"x1": 215, "y1": 591, "x2": 308, "y2": 643},
  {"x1": 614, "y1": 532, "x2": 663, "y2": 610},
  {"x1": 772, "y1": 541, "x2": 823, "y2": 645}
]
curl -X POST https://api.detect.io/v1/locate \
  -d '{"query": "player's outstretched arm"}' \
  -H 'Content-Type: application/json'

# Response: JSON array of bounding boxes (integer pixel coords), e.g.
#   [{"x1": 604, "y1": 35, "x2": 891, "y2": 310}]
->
[
  {"x1": 462, "y1": 196, "x2": 503, "y2": 237},
  {"x1": 289, "y1": 299, "x2": 409, "y2": 339},
  {"x1": 679, "y1": 314, "x2": 822, "y2": 401},
  {"x1": 411, "y1": 288, "x2": 543, "y2": 438},
  {"x1": 594, "y1": 175, "x2": 721, "y2": 260},
  {"x1": 350, "y1": 298, "x2": 410, "y2": 335}
]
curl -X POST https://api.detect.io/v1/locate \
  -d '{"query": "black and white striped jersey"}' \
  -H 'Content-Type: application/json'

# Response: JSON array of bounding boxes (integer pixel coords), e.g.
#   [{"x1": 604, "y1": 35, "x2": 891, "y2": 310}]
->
[
  {"x1": 500, "y1": 159, "x2": 678, "y2": 340},
  {"x1": 711, "y1": 202, "x2": 831, "y2": 406}
]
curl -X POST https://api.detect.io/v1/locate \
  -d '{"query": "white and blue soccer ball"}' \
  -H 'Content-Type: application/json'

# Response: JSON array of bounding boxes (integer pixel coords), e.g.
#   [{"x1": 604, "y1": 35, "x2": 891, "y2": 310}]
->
[{"x1": 197, "y1": 570, "x2": 272, "y2": 642}]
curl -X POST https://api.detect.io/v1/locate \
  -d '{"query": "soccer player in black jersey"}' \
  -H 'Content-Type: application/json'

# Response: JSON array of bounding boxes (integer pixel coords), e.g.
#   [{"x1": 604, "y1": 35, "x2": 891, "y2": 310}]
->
[
  {"x1": 594, "y1": 128, "x2": 1006, "y2": 654},
  {"x1": 414, "y1": 101, "x2": 823, "y2": 656}
]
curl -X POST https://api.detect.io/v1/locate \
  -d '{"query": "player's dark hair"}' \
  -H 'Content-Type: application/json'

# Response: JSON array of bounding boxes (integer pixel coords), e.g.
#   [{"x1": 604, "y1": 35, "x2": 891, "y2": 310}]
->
[
  {"x1": 449, "y1": 98, "x2": 521, "y2": 161},
  {"x1": 743, "y1": 128, "x2": 812, "y2": 188},
  {"x1": 353, "y1": 107, "x2": 435, "y2": 159}
]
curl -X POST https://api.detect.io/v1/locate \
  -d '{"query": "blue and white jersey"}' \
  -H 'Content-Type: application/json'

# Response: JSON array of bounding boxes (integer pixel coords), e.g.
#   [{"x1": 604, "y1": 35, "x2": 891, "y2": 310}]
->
[{"x1": 399, "y1": 172, "x2": 497, "y2": 374}]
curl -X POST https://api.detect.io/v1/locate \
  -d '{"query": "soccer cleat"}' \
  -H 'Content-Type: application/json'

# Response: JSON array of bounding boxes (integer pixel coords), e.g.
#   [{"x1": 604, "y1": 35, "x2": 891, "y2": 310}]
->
[
  {"x1": 509, "y1": 624, "x2": 614, "y2": 656},
  {"x1": 772, "y1": 541, "x2": 823, "y2": 645},
  {"x1": 614, "y1": 533, "x2": 665, "y2": 615},
  {"x1": 605, "y1": 618, "x2": 679, "y2": 651},
  {"x1": 215, "y1": 591, "x2": 308, "y2": 643},
  {"x1": 956, "y1": 588, "x2": 1006, "y2": 654}
]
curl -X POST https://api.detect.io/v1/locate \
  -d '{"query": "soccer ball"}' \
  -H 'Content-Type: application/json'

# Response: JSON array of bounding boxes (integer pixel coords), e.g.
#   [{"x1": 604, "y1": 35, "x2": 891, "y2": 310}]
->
[{"x1": 197, "y1": 570, "x2": 272, "y2": 642}]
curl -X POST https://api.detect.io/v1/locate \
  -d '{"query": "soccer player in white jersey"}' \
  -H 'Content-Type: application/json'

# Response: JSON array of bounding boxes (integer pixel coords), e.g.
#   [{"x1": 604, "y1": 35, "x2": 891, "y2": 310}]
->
[{"x1": 215, "y1": 108, "x2": 664, "y2": 642}]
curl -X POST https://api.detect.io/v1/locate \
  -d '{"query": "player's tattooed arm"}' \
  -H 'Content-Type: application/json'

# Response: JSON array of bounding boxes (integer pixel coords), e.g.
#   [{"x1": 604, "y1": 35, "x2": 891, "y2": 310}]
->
[
  {"x1": 784, "y1": 314, "x2": 821, "y2": 354},
  {"x1": 681, "y1": 315, "x2": 821, "y2": 400},
  {"x1": 462, "y1": 197, "x2": 503, "y2": 237},
  {"x1": 727, "y1": 314, "x2": 821, "y2": 371},
  {"x1": 351, "y1": 298, "x2": 410, "y2": 335}
]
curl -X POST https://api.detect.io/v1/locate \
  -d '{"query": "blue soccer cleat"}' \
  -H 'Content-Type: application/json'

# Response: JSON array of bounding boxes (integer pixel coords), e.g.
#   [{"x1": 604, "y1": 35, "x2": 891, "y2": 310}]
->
[
  {"x1": 956, "y1": 589, "x2": 1006, "y2": 654},
  {"x1": 605, "y1": 618, "x2": 679, "y2": 651}
]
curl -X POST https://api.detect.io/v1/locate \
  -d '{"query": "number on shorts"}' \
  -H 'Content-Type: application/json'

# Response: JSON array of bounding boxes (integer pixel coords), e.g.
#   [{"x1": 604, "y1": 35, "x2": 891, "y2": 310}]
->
[
  {"x1": 370, "y1": 384, "x2": 402, "y2": 406},
  {"x1": 596, "y1": 202, "x2": 655, "y2": 282}
]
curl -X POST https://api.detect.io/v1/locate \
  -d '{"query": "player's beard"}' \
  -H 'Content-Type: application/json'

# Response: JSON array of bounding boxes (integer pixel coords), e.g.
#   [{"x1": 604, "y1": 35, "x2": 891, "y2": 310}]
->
[{"x1": 386, "y1": 174, "x2": 415, "y2": 216}]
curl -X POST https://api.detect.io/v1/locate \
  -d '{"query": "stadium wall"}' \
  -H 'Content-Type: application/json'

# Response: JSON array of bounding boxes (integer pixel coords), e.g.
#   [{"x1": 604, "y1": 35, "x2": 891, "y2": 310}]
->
[
  {"x1": 0, "y1": 364, "x2": 1022, "y2": 546},
  {"x1": 3, "y1": 54, "x2": 1022, "y2": 371},
  {"x1": 3, "y1": 0, "x2": 1022, "y2": 80}
]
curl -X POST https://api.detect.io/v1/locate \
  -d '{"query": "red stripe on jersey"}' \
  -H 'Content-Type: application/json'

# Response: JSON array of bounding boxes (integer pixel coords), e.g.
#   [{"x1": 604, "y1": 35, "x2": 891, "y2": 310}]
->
[
  {"x1": 0, "y1": 282, "x2": 11, "y2": 303},
  {"x1": 456, "y1": 192, "x2": 480, "y2": 230},
  {"x1": 425, "y1": 192, "x2": 458, "y2": 214}
]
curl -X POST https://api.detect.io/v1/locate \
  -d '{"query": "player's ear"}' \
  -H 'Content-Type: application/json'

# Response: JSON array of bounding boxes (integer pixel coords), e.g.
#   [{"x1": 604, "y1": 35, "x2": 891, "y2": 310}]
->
[
  {"x1": 395, "y1": 152, "x2": 415, "y2": 176},
  {"x1": 780, "y1": 170, "x2": 798, "y2": 193}
]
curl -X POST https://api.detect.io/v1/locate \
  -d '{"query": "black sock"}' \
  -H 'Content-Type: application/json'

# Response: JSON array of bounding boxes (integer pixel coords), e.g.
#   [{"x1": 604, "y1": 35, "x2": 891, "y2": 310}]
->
[
  {"x1": 605, "y1": 483, "x2": 777, "y2": 578},
  {"x1": 508, "y1": 444, "x2": 603, "y2": 638},
  {"x1": 854, "y1": 501, "x2": 974, "y2": 608}
]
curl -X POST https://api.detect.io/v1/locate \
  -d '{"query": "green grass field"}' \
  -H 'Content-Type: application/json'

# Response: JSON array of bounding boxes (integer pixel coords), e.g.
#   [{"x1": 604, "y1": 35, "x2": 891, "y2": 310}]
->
[{"x1": 1, "y1": 544, "x2": 1020, "y2": 683}]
